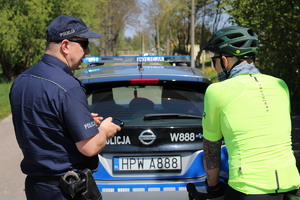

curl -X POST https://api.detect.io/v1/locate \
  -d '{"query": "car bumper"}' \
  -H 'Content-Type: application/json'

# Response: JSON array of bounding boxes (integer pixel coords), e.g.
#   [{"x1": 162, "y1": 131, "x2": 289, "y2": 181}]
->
[{"x1": 98, "y1": 178, "x2": 207, "y2": 200}]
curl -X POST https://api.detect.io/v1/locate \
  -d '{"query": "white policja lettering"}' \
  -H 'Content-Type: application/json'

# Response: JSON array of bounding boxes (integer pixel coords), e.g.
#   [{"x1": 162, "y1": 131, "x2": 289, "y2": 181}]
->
[{"x1": 107, "y1": 136, "x2": 131, "y2": 145}]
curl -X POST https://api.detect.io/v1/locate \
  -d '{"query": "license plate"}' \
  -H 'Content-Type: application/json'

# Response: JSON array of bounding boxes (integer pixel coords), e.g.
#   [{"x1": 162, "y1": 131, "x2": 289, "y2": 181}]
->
[{"x1": 113, "y1": 156, "x2": 181, "y2": 173}]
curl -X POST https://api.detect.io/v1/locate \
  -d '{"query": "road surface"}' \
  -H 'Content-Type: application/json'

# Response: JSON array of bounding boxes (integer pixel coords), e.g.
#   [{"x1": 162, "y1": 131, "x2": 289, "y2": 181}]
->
[{"x1": 0, "y1": 115, "x2": 26, "y2": 200}]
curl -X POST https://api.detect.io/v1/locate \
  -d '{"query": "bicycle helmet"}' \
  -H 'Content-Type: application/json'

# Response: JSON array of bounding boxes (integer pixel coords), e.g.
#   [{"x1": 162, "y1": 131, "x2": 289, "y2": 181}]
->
[{"x1": 203, "y1": 26, "x2": 259, "y2": 57}]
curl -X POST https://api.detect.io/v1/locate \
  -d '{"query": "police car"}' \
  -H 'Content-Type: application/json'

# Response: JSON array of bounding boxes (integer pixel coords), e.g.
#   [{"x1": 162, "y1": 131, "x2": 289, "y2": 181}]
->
[{"x1": 76, "y1": 55, "x2": 229, "y2": 200}]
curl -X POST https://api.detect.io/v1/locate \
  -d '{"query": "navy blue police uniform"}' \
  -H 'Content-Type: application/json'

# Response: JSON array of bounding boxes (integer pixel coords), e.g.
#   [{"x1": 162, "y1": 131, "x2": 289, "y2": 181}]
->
[{"x1": 10, "y1": 54, "x2": 99, "y2": 199}]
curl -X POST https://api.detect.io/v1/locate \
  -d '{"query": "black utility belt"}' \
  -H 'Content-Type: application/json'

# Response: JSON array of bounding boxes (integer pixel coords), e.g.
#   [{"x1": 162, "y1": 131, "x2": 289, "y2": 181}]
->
[
  {"x1": 28, "y1": 169, "x2": 102, "y2": 200},
  {"x1": 28, "y1": 175, "x2": 60, "y2": 186}
]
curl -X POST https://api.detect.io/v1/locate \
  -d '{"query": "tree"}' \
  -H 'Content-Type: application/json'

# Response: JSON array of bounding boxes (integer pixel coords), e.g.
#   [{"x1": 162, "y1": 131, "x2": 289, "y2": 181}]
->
[
  {"x1": 0, "y1": 0, "x2": 50, "y2": 80},
  {"x1": 142, "y1": 0, "x2": 228, "y2": 60},
  {"x1": 99, "y1": 0, "x2": 141, "y2": 56},
  {"x1": 194, "y1": 0, "x2": 228, "y2": 67},
  {"x1": 149, "y1": 0, "x2": 192, "y2": 55},
  {"x1": 222, "y1": 0, "x2": 300, "y2": 113},
  {"x1": 123, "y1": 31, "x2": 152, "y2": 53},
  {"x1": 0, "y1": 0, "x2": 106, "y2": 81}
]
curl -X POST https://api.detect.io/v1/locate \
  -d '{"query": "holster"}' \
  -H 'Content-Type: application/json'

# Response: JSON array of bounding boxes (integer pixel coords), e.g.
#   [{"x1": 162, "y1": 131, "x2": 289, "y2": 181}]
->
[{"x1": 60, "y1": 169, "x2": 102, "y2": 200}]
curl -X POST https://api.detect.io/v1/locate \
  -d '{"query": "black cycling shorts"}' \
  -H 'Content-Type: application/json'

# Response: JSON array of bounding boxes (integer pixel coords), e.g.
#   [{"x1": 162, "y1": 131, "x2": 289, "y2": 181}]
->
[{"x1": 224, "y1": 185, "x2": 285, "y2": 200}]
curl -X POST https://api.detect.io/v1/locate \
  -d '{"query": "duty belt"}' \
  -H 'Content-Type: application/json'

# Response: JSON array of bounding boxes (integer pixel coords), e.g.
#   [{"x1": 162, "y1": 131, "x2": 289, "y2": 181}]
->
[{"x1": 28, "y1": 175, "x2": 61, "y2": 186}]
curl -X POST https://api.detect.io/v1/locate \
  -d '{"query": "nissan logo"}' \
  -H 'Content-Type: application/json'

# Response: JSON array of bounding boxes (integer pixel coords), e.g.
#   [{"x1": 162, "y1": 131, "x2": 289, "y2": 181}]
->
[{"x1": 139, "y1": 130, "x2": 156, "y2": 145}]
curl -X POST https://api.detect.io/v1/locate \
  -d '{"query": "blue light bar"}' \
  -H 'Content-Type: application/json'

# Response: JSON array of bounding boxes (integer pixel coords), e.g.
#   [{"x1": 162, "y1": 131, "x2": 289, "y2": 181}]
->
[{"x1": 82, "y1": 55, "x2": 191, "y2": 63}]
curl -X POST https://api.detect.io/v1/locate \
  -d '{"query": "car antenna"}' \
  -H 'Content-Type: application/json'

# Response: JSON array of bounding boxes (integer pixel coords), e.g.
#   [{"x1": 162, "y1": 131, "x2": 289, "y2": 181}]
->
[
  {"x1": 138, "y1": 61, "x2": 143, "y2": 71},
  {"x1": 138, "y1": 60, "x2": 144, "y2": 73}
]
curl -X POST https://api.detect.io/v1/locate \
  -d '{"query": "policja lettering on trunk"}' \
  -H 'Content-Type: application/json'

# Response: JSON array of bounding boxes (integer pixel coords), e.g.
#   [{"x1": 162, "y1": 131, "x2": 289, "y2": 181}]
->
[{"x1": 107, "y1": 136, "x2": 131, "y2": 145}]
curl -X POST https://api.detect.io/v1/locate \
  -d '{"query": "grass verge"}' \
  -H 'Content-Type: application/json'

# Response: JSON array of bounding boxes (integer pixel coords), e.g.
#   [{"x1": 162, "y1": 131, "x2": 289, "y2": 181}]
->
[{"x1": 0, "y1": 82, "x2": 12, "y2": 120}]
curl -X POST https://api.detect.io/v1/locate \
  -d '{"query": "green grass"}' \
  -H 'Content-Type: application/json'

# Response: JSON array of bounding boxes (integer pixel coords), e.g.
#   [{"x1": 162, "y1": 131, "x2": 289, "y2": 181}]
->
[{"x1": 0, "y1": 82, "x2": 12, "y2": 120}]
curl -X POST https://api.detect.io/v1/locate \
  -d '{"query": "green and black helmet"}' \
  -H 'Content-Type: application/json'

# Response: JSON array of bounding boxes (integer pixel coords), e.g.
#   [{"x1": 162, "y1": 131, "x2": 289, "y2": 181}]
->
[{"x1": 203, "y1": 26, "x2": 259, "y2": 57}]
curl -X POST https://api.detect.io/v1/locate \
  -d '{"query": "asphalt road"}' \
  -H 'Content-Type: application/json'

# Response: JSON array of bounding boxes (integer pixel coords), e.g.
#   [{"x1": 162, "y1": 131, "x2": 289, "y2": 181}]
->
[
  {"x1": 0, "y1": 114, "x2": 299, "y2": 200},
  {"x1": 0, "y1": 115, "x2": 26, "y2": 200}
]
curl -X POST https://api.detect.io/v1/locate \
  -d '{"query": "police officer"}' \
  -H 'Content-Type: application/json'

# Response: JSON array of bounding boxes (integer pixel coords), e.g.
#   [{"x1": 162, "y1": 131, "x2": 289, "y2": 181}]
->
[{"x1": 10, "y1": 15, "x2": 121, "y2": 200}]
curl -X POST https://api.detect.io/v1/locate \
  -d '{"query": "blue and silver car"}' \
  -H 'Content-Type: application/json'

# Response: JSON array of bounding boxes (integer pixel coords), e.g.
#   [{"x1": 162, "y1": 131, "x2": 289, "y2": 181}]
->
[{"x1": 76, "y1": 55, "x2": 229, "y2": 200}]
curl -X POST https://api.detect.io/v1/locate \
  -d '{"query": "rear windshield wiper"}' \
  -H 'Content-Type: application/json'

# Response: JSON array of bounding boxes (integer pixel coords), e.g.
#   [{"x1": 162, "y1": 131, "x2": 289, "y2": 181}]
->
[{"x1": 144, "y1": 113, "x2": 202, "y2": 120}]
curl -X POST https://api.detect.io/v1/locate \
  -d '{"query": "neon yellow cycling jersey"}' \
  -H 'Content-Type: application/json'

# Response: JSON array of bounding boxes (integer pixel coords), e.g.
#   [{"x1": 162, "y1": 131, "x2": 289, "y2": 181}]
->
[{"x1": 203, "y1": 73, "x2": 300, "y2": 194}]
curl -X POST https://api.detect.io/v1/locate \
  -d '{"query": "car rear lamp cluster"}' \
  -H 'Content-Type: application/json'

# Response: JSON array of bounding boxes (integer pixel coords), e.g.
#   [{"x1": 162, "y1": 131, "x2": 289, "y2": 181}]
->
[{"x1": 130, "y1": 78, "x2": 159, "y2": 85}]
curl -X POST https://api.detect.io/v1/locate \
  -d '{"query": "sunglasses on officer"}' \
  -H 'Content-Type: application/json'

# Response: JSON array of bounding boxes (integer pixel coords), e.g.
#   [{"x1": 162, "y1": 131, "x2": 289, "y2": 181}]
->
[{"x1": 68, "y1": 39, "x2": 89, "y2": 49}]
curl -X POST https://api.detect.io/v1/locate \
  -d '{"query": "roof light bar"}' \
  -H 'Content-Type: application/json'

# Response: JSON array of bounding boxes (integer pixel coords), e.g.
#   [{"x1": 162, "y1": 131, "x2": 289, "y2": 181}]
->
[{"x1": 82, "y1": 55, "x2": 191, "y2": 64}]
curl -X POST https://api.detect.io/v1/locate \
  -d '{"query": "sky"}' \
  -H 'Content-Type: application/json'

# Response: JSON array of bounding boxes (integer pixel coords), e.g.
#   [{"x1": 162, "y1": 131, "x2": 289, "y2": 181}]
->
[
  {"x1": 125, "y1": 27, "x2": 137, "y2": 38},
  {"x1": 124, "y1": 0, "x2": 150, "y2": 38}
]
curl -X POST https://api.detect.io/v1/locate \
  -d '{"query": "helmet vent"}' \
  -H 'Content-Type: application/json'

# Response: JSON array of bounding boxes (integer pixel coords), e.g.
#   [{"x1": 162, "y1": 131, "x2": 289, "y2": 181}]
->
[
  {"x1": 247, "y1": 29, "x2": 255, "y2": 36},
  {"x1": 226, "y1": 33, "x2": 244, "y2": 39},
  {"x1": 250, "y1": 41, "x2": 258, "y2": 47},
  {"x1": 213, "y1": 39, "x2": 224, "y2": 45},
  {"x1": 232, "y1": 41, "x2": 246, "y2": 48}
]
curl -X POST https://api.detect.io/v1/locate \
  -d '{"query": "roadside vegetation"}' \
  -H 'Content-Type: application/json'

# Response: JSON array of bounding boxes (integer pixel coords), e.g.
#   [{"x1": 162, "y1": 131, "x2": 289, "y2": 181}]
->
[
  {"x1": 202, "y1": 67, "x2": 217, "y2": 83},
  {"x1": 0, "y1": 0, "x2": 299, "y2": 113},
  {"x1": 0, "y1": 81, "x2": 12, "y2": 120}
]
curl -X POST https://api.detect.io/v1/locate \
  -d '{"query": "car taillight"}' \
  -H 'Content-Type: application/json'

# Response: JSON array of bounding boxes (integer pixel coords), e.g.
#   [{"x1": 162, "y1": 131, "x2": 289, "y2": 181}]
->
[{"x1": 130, "y1": 78, "x2": 159, "y2": 84}]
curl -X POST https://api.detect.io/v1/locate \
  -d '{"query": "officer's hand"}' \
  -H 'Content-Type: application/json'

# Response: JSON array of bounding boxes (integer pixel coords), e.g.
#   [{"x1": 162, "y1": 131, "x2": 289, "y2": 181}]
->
[
  {"x1": 99, "y1": 117, "x2": 121, "y2": 140},
  {"x1": 91, "y1": 113, "x2": 103, "y2": 126}
]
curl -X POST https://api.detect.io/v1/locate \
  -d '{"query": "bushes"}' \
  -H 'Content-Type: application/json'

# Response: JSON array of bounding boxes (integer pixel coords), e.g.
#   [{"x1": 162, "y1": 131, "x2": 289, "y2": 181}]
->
[{"x1": 202, "y1": 67, "x2": 218, "y2": 83}]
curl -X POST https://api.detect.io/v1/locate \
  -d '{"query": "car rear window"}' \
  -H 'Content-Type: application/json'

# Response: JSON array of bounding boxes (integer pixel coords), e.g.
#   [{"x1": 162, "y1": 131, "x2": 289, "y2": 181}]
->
[{"x1": 87, "y1": 85, "x2": 204, "y2": 124}]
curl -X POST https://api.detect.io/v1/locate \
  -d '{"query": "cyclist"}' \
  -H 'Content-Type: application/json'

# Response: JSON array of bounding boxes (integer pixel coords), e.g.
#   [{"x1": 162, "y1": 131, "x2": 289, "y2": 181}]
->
[{"x1": 198, "y1": 26, "x2": 299, "y2": 199}]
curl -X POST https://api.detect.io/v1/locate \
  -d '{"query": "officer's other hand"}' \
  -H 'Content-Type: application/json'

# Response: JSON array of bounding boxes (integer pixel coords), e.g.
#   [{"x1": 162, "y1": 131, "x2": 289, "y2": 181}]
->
[
  {"x1": 91, "y1": 113, "x2": 103, "y2": 126},
  {"x1": 98, "y1": 117, "x2": 121, "y2": 140}
]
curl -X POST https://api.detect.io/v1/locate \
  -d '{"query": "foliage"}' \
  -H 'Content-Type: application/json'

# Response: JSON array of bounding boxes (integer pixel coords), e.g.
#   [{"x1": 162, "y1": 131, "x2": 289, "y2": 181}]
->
[
  {"x1": 202, "y1": 66, "x2": 218, "y2": 83},
  {"x1": 0, "y1": 0, "x2": 49, "y2": 80},
  {"x1": 144, "y1": 0, "x2": 227, "y2": 59},
  {"x1": 222, "y1": 0, "x2": 300, "y2": 113},
  {"x1": 0, "y1": 0, "x2": 226, "y2": 79},
  {"x1": 99, "y1": 0, "x2": 141, "y2": 56},
  {"x1": 120, "y1": 33, "x2": 152, "y2": 53},
  {"x1": 2, "y1": 0, "x2": 298, "y2": 113},
  {"x1": 0, "y1": 82, "x2": 12, "y2": 120},
  {"x1": 145, "y1": 0, "x2": 193, "y2": 55},
  {"x1": 0, "y1": 0, "x2": 106, "y2": 81}
]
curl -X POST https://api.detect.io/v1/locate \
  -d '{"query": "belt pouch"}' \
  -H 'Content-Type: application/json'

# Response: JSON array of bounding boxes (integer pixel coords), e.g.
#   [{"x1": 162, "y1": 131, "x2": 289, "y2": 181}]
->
[{"x1": 60, "y1": 169, "x2": 102, "y2": 200}]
